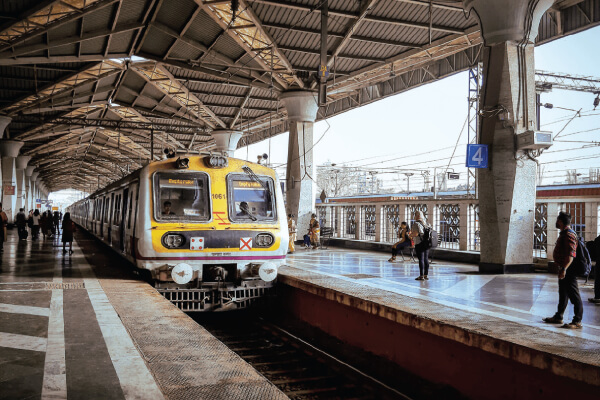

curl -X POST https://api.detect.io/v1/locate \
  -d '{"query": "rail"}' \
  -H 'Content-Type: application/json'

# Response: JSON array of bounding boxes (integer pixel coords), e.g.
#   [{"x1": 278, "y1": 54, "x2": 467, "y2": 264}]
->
[{"x1": 316, "y1": 198, "x2": 599, "y2": 261}]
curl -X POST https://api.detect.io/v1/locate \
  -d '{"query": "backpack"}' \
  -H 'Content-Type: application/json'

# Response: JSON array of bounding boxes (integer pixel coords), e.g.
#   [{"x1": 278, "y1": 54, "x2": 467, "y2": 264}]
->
[
  {"x1": 567, "y1": 229, "x2": 592, "y2": 278},
  {"x1": 417, "y1": 221, "x2": 438, "y2": 249}
]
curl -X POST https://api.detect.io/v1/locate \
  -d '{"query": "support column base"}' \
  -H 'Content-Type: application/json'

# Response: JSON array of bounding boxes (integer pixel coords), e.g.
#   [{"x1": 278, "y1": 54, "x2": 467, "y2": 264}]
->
[{"x1": 479, "y1": 263, "x2": 535, "y2": 274}]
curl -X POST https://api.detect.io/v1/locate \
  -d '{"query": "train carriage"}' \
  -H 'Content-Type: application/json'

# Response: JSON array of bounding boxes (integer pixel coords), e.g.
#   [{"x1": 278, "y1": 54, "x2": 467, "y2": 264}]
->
[{"x1": 68, "y1": 132, "x2": 288, "y2": 311}]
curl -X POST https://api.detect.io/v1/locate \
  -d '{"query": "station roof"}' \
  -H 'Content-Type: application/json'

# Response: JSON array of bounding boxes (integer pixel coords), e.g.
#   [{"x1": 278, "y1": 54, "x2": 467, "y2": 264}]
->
[{"x1": 0, "y1": 0, "x2": 598, "y2": 192}]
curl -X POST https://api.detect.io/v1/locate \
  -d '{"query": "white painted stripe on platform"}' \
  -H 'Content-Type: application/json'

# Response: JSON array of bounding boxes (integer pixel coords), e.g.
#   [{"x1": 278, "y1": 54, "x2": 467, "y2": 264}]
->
[
  {"x1": 75, "y1": 245, "x2": 164, "y2": 400},
  {"x1": 0, "y1": 332, "x2": 47, "y2": 352},
  {"x1": 42, "y1": 262, "x2": 67, "y2": 399},
  {"x1": 0, "y1": 303, "x2": 50, "y2": 317}
]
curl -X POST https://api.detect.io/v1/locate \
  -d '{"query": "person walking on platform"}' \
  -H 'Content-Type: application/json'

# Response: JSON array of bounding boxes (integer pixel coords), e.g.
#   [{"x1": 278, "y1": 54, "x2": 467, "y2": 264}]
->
[
  {"x1": 0, "y1": 204, "x2": 7, "y2": 252},
  {"x1": 53, "y1": 211, "x2": 60, "y2": 234},
  {"x1": 587, "y1": 235, "x2": 600, "y2": 304},
  {"x1": 16, "y1": 208, "x2": 27, "y2": 240},
  {"x1": 410, "y1": 211, "x2": 430, "y2": 281},
  {"x1": 31, "y1": 209, "x2": 41, "y2": 240},
  {"x1": 543, "y1": 212, "x2": 583, "y2": 329},
  {"x1": 61, "y1": 212, "x2": 76, "y2": 255},
  {"x1": 389, "y1": 221, "x2": 411, "y2": 262},
  {"x1": 288, "y1": 214, "x2": 296, "y2": 253}
]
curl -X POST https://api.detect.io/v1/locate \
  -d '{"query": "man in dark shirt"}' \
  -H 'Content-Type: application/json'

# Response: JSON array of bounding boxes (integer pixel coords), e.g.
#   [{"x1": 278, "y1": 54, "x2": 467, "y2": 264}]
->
[
  {"x1": 162, "y1": 201, "x2": 175, "y2": 216},
  {"x1": 543, "y1": 212, "x2": 583, "y2": 329}
]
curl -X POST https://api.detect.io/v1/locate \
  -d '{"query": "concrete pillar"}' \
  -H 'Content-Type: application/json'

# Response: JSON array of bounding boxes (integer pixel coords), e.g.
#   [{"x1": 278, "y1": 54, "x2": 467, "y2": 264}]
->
[
  {"x1": 280, "y1": 90, "x2": 319, "y2": 233},
  {"x1": 25, "y1": 166, "x2": 35, "y2": 211},
  {"x1": 465, "y1": 0, "x2": 554, "y2": 273},
  {"x1": 31, "y1": 171, "x2": 39, "y2": 210},
  {"x1": 0, "y1": 140, "x2": 24, "y2": 223},
  {"x1": 15, "y1": 155, "x2": 31, "y2": 215},
  {"x1": 585, "y1": 201, "x2": 598, "y2": 241}
]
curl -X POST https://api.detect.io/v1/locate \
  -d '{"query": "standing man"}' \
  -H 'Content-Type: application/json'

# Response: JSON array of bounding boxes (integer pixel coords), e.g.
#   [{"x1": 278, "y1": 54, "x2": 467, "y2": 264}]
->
[
  {"x1": 410, "y1": 211, "x2": 431, "y2": 281},
  {"x1": 287, "y1": 214, "x2": 296, "y2": 254},
  {"x1": 16, "y1": 208, "x2": 27, "y2": 240},
  {"x1": 543, "y1": 212, "x2": 583, "y2": 329}
]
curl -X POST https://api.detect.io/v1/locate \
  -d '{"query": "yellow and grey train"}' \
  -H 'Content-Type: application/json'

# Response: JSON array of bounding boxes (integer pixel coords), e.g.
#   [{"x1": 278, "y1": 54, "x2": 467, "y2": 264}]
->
[{"x1": 68, "y1": 150, "x2": 288, "y2": 311}]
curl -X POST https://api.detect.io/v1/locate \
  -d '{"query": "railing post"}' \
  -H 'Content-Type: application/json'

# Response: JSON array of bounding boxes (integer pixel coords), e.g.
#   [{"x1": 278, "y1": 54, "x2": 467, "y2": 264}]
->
[
  {"x1": 355, "y1": 205, "x2": 361, "y2": 240},
  {"x1": 459, "y1": 200, "x2": 468, "y2": 251},
  {"x1": 375, "y1": 204, "x2": 382, "y2": 242},
  {"x1": 585, "y1": 201, "x2": 598, "y2": 241},
  {"x1": 335, "y1": 206, "x2": 341, "y2": 238},
  {"x1": 546, "y1": 202, "x2": 561, "y2": 262}
]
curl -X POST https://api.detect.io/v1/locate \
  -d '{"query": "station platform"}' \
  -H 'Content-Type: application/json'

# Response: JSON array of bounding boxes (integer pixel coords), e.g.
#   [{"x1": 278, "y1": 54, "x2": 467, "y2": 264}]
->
[
  {"x1": 281, "y1": 247, "x2": 600, "y2": 399},
  {"x1": 0, "y1": 229, "x2": 286, "y2": 400}
]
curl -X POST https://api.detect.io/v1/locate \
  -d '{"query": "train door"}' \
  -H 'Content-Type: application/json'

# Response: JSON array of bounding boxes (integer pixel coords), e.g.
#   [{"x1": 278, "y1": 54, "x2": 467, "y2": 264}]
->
[
  {"x1": 106, "y1": 194, "x2": 113, "y2": 243},
  {"x1": 124, "y1": 183, "x2": 136, "y2": 256},
  {"x1": 119, "y1": 188, "x2": 128, "y2": 252},
  {"x1": 108, "y1": 192, "x2": 115, "y2": 245},
  {"x1": 100, "y1": 196, "x2": 106, "y2": 237}
]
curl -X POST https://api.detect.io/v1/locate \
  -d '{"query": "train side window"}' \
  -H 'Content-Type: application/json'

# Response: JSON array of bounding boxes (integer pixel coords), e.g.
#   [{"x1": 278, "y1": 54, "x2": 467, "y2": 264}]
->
[
  {"x1": 227, "y1": 174, "x2": 276, "y2": 222},
  {"x1": 153, "y1": 172, "x2": 210, "y2": 222}
]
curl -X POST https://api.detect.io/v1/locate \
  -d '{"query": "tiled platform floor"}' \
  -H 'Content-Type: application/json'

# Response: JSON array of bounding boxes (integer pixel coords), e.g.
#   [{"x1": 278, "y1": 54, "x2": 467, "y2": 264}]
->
[
  {"x1": 285, "y1": 247, "x2": 600, "y2": 339},
  {"x1": 0, "y1": 229, "x2": 286, "y2": 400}
]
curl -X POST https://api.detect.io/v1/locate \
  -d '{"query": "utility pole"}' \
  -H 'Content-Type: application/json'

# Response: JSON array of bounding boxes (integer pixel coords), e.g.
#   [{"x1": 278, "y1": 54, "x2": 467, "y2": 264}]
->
[{"x1": 404, "y1": 173, "x2": 414, "y2": 194}]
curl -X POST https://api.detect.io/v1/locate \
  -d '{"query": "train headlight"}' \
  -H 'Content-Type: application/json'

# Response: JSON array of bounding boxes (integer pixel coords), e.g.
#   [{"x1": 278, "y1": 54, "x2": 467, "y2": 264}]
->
[
  {"x1": 175, "y1": 157, "x2": 189, "y2": 169},
  {"x1": 254, "y1": 233, "x2": 274, "y2": 248},
  {"x1": 163, "y1": 233, "x2": 185, "y2": 249},
  {"x1": 204, "y1": 155, "x2": 228, "y2": 168},
  {"x1": 258, "y1": 262, "x2": 277, "y2": 282}
]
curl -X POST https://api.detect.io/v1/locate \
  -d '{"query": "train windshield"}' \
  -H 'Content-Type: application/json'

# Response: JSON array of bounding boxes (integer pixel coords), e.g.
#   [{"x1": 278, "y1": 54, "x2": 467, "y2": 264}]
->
[
  {"x1": 154, "y1": 172, "x2": 210, "y2": 222},
  {"x1": 228, "y1": 174, "x2": 276, "y2": 222}
]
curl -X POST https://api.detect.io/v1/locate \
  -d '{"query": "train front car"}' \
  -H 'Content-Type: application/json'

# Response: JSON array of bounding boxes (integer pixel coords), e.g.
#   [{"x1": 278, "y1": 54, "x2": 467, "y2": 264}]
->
[{"x1": 136, "y1": 155, "x2": 288, "y2": 311}]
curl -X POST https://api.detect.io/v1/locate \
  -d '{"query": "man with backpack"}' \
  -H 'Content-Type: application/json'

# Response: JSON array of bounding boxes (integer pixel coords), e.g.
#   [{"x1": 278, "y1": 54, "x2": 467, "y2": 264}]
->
[
  {"x1": 543, "y1": 212, "x2": 584, "y2": 329},
  {"x1": 409, "y1": 211, "x2": 437, "y2": 281}
]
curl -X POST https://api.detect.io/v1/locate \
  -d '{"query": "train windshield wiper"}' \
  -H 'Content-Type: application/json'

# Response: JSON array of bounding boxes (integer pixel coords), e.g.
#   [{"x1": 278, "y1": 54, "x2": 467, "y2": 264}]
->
[
  {"x1": 239, "y1": 202, "x2": 258, "y2": 221},
  {"x1": 241, "y1": 166, "x2": 272, "y2": 198}
]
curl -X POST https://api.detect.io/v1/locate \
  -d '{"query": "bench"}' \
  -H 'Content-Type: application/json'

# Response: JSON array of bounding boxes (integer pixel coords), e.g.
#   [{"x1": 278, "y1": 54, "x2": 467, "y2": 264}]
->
[{"x1": 320, "y1": 227, "x2": 334, "y2": 249}]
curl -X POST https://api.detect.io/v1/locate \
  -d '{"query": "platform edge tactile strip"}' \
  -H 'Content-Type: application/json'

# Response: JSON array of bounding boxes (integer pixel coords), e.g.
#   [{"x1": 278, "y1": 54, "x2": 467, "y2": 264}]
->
[
  {"x1": 278, "y1": 265, "x2": 600, "y2": 386},
  {"x1": 96, "y1": 279, "x2": 288, "y2": 400}
]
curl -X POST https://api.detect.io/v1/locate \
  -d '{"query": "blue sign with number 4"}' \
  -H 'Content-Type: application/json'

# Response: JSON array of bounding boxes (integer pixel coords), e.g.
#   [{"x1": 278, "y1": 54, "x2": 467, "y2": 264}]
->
[{"x1": 466, "y1": 144, "x2": 488, "y2": 168}]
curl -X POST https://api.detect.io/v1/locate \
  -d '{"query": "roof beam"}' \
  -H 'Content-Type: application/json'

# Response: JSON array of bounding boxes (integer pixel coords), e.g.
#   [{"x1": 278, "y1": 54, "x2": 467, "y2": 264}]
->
[
  {"x1": 327, "y1": 0, "x2": 380, "y2": 69},
  {"x1": 0, "y1": 53, "x2": 130, "y2": 65},
  {"x1": 261, "y1": 22, "x2": 420, "y2": 48},
  {"x1": 0, "y1": 0, "x2": 121, "y2": 52},
  {"x1": 149, "y1": 21, "x2": 274, "y2": 87},
  {"x1": 279, "y1": 45, "x2": 386, "y2": 63},
  {"x1": 230, "y1": 88, "x2": 252, "y2": 128},
  {"x1": 246, "y1": 0, "x2": 464, "y2": 34},
  {"x1": 197, "y1": 0, "x2": 302, "y2": 88},
  {"x1": 131, "y1": 62, "x2": 226, "y2": 128},
  {"x1": 140, "y1": 53, "x2": 273, "y2": 90},
  {"x1": 0, "y1": 22, "x2": 144, "y2": 59}
]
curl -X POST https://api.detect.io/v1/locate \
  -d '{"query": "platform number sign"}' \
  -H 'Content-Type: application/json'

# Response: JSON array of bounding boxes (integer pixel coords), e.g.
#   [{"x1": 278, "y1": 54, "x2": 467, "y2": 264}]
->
[{"x1": 466, "y1": 144, "x2": 489, "y2": 168}]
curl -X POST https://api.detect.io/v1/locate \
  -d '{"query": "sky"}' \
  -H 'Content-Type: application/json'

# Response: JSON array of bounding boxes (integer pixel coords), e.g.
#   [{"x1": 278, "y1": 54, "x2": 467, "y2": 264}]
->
[{"x1": 234, "y1": 25, "x2": 600, "y2": 192}]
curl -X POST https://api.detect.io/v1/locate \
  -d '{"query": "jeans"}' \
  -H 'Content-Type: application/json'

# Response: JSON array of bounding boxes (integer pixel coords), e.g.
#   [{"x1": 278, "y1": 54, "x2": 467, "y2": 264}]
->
[
  {"x1": 415, "y1": 243, "x2": 430, "y2": 276},
  {"x1": 392, "y1": 241, "x2": 410, "y2": 257},
  {"x1": 17, "y1": 224, "x2": 26, "y2": 239},
  {"x1": 556, "y1": 270, "x2": 583, "y2": 323}
]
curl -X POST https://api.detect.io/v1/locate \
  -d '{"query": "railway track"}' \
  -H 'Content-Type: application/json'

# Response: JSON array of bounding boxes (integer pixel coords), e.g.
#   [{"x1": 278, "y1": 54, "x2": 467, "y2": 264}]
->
[{"x1": 195, "y1": 313, "x2": 411, "y2": 400}]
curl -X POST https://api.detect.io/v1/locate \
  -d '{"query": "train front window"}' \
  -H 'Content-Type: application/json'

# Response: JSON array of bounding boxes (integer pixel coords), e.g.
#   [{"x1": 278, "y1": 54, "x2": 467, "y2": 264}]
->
[
  {"x1": 228, "y1": 174, "x2": 275, "y2": 222},
  {"x1": 154, "y1": 173, "x2": 210, "y2": 222}
]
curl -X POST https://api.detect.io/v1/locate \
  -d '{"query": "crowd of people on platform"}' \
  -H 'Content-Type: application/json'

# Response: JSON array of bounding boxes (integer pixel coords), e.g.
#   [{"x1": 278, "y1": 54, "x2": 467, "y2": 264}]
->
[{"x1": 0, "y1": 206, "x2": 77, "y2": 255}]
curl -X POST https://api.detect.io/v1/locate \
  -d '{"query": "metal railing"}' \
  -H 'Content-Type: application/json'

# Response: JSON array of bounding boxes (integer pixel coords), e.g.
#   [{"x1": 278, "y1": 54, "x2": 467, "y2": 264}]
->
[{"x1": 316, "y1": 198, "x2": 599, "y2": 260}]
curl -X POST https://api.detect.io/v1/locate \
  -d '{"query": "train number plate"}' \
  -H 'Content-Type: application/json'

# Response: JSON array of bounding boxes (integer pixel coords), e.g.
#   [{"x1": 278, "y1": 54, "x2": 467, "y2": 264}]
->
[{"x1": 190, "y1": 237, "x2": 204, "y2": 250}]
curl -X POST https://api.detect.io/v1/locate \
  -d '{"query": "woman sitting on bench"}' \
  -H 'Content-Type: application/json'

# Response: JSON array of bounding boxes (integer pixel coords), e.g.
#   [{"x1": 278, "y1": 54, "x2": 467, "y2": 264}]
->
[{"x1": 389, "y1": 221, "x2": 411, "y2": 262}]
